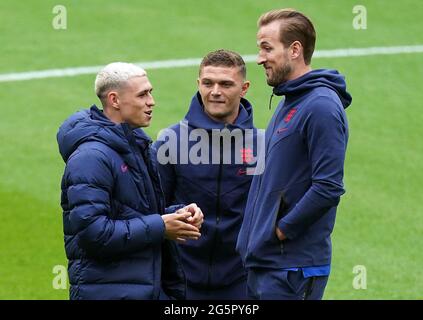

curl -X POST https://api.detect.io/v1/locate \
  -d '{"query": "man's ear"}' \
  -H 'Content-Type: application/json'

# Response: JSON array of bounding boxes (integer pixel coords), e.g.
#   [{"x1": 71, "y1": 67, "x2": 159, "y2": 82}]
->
[
  {"x1": 107, "y1": 91, "x2": 119, "y2": 110},
  {"x1": 290, "y1": 40, "x2": 303, "y2": 61},
  {"x1": 240, "y1": 80, "x2": 251, "y2": 97}
]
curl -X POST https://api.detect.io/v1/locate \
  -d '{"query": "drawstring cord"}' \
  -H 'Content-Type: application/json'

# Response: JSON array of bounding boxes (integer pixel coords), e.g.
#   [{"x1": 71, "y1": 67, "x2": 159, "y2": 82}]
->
[{"x1": 268, "y1": 93, "x2": 274, "y2": 110}]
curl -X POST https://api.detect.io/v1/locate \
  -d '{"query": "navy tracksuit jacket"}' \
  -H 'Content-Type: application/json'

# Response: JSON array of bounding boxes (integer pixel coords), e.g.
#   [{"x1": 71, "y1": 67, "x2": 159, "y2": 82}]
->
[
  {"x1": 237, "y1": 69, "x2": 352, "y2": 270},
  {"x1": 154, "y1": 92, "x2": 259, "y2": 292}
]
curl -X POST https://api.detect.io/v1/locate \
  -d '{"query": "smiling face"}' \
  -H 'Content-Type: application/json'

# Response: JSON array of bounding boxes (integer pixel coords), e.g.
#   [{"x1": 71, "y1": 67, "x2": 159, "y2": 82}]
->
[
  {"x1": 113, "y1": 75, "x2": 155, "y2": 128},
  {"x1": 256, "y1": 20, "x2": 293, "y2": 87},
  {"x1": 197, "y1": 65, "x2": 250, "y2": 124}
]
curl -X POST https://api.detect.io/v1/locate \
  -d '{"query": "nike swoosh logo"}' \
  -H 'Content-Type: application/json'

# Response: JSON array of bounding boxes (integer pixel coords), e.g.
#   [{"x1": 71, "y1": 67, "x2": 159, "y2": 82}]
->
[
  {"x1": 276, "y1": 127, "x2": 289, "y2": 134},
  {"x1": 237, "y1": 168, "x2": 247, "y2": 176}
]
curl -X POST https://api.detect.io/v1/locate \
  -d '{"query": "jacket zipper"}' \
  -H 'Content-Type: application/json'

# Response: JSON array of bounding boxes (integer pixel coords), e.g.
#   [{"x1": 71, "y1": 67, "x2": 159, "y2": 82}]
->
[
  {"x1": 216, "y1": 135, "x2": 224, "y2": 224},
  {"x1": 207, "y1": 133, "x2": 224, "y2": 287},
  {"x1": 244, "y1": 98, "x2": 289, "y2": 252},
  {"x1": 244, "y1": 106, "x2": 280, "y2": 250},
  {"x1": 122, "y1": 125, "x2": 161, "y2": 299}
]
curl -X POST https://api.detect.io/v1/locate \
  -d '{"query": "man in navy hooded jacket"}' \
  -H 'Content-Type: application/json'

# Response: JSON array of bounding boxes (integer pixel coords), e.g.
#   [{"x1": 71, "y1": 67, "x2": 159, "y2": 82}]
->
[
  {"x1": 57, "y1": 62, "x2": 203, "y2": 300},
  {"x1": 154, "y1": 50, "x2": 259, "y2": 299},
  {"x1": 236, "y1": 9, "x2": 352, "y2": 299}
]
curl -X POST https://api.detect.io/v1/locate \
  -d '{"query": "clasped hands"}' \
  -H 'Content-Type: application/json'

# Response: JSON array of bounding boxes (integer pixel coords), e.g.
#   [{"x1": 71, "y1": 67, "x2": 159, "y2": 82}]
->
[{"x1": 162, "y1": 203, "x2": 204, "y2": 243}]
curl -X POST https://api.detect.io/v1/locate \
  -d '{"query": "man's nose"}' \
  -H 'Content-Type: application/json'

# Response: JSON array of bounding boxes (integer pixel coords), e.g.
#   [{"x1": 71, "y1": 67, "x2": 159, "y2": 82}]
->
[
  {"x1": 211, "y1": 84, "x2": 221, "y2": 95},
  {"x1": 148, "y1": 94, "x2": 155, "y2": 107},
  {"x1": 257, "y1": 53, "x2": 266, "y2": 65}
]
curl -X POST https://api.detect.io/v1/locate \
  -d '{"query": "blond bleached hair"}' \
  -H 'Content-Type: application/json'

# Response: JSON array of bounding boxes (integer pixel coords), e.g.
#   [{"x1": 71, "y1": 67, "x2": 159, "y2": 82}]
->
[{"x1": 95, "y1": 62, "x2": 147, "y2": 100}]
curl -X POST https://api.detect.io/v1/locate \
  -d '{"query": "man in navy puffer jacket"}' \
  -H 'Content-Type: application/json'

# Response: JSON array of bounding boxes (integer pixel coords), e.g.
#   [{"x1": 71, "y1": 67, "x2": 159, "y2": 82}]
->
[
  {"x1": 237, "y1": 9, "x2": 352, "y2": 300},
  {"x1": 57, "y1": 62, "x2": 203, "y2": 300},
  {"x1": 154, "y1": 50, "x2": 260, "y2": 299}
]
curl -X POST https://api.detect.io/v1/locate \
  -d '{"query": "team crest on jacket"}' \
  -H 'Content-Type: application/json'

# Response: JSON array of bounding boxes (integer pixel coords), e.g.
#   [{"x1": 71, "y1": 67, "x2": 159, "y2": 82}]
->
[
  {"x1": 240, "y1": 147, "x2": 254, "y2": 164},
  {"x1": 284, "y1": 108, "x2": 297, "y2": 123}
]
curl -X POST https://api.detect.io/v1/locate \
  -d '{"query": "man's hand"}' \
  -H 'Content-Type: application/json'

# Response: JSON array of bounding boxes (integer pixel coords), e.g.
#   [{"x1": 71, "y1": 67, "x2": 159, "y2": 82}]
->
[
  {"x1": 276, "y1": 226, "x2": 287, "y2": 241},
  {"x1": 162, "y1": 211, "x2": 201, "y2": 243},
  {"x1": 179, "y1": 203, "x2": 204, "y2": 229}
]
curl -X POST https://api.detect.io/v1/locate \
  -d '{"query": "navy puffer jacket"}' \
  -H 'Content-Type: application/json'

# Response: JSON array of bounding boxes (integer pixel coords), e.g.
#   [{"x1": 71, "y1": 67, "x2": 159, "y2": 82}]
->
[{"x1": 57, "y1": 105, "x2": 185, "y2": 300}]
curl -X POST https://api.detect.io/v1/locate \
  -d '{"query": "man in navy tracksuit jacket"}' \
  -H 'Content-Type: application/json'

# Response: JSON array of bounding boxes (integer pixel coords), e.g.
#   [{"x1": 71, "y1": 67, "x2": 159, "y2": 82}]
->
[
  {"x1": 57, "y1": 62, "x2": 202, "y2": 300},
  {"x1": 154, "y1": 50, "x2": 259, "y2": 299},
  {"x1": 236, "y1": 9, "x2": 352, "y2": 299}
]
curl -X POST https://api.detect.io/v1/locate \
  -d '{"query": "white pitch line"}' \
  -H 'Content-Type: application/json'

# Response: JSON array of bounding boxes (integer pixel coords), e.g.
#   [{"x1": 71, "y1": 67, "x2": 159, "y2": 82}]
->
[{"x1": 1, "y1": 45, "x2": 422, "y2": 83}]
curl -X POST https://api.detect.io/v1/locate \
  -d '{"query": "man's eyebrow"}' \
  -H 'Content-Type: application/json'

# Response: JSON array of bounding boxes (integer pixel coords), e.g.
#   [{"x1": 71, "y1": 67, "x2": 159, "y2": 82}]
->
[
  {"x1": 258, "y1": 40, "x2": 271, "y2": 46},
  {"x1": 220, "y1": 80, "x2": 235, "y2": 84},
  {"x1": 137, "y1": 88, "x2": 152, "y2": 95},
  {"x1": 200, "y1": 78, "x2": 234, "y2": 84},
  {"x1": 200, "y1": 78, "x2": 213, "y2": 82}
]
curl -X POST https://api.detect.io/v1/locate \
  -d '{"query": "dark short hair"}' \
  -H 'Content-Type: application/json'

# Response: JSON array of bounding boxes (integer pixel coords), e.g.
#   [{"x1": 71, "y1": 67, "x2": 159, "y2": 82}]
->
[
  {"x1": 199, "y1": 49, "x2": 246, "y2": 78},
  {"x1": 258, "y1": 9, "x2": 316, "y2": 65}
]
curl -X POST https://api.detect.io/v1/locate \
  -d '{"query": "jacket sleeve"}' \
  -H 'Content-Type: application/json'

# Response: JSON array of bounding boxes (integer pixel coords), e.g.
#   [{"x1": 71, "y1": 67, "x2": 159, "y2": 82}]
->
[
  {"x1": 65, "y1": 148, "x2": 165, "y2": 258},
  {"x1": 278, "y1": 96, "x2": 348, "y2": 239}
]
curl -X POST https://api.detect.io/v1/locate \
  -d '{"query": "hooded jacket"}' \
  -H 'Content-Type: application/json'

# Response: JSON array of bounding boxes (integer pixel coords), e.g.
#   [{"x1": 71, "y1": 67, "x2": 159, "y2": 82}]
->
[
  {"x1": 57, "y1": 105, "x2": 185, "y2": 300},
  {"x1": 237, "y1": 69, "x2": 352, "y2": 269},
  {"x1": 153, "y1": 93, "x2": 259, "y2": 289}
]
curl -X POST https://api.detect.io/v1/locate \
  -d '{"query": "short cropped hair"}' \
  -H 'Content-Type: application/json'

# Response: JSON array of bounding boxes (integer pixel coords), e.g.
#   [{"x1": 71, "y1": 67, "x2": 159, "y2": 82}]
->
[
  {"x1": 199, "y1": 49, "x2": 246, "y2": 79},
  {"x1": 95, "y1": 62, "x2": 147, "y2": 101},
  {"x1": 258, "y1": 9, "x2": 316, "y2": 65}
]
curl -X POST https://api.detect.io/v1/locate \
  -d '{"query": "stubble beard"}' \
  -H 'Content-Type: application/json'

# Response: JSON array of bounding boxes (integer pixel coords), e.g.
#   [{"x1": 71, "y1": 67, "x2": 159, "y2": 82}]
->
[{"x1": 266, "y1": 62, "x2": 292, "y2": 87}]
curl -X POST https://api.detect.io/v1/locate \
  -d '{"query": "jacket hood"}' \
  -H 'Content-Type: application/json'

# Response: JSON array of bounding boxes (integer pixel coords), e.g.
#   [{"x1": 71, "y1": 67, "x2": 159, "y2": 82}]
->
[
  {"x1": 184, "y1": 92, "x2": 255, "y2": 130},
  {"x1": 57, "y1": 105, "x2": 151, "y2": 162},
  {"x1": 273, "y1": 69, "x2": 352, "y2": 109}
]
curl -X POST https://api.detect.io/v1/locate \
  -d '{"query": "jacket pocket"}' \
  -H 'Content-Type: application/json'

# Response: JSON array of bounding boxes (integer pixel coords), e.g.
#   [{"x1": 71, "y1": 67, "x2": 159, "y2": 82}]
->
[
  {"x1": 264, "y1": 191, "x2": 284, "y2": 245},
  {"x1": 276, "y1": 192, "x2": 288, "y2": 222},
  {"x1": 247, "y1": 190, "x2": 288, "y2": 266},
  {"x1": 274, "y1": 193, "x2": 287, "y2": 254}
]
